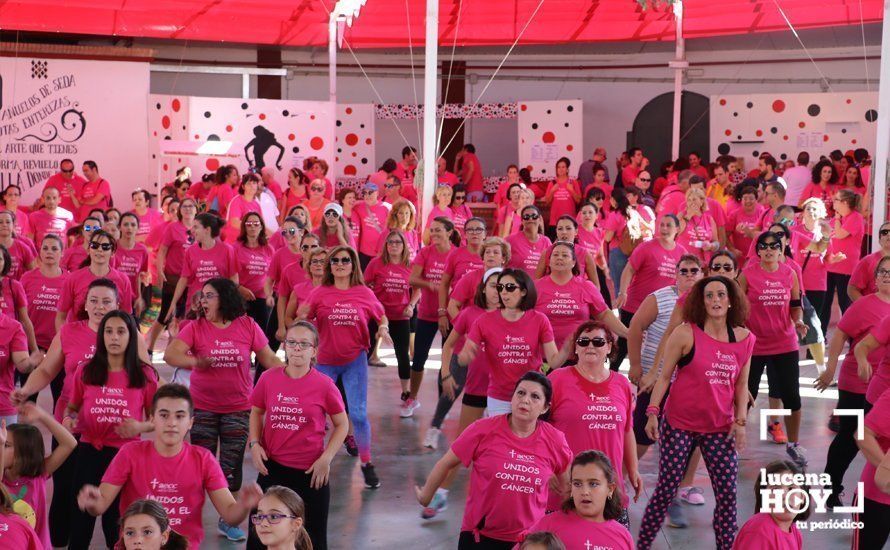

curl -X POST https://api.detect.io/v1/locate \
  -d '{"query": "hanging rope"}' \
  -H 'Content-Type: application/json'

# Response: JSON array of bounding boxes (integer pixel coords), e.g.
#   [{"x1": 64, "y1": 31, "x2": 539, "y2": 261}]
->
[
  {"x1": 858, "y1": 0, "x2": 871, "y2": 92},
  {"x1": 404, "y1": 0, "x2": 425, "y2": 152},
  {"x1": 772, "y1": 0, "x2": 834, "y2": 92},
  {"x1": 436, "y1": 0, "x2": 467, "y2": 158}
]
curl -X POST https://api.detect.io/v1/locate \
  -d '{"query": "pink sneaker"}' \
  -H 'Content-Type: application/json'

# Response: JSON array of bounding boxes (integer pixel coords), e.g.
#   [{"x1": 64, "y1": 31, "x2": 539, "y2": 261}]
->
[{"x1": 678, "y1": 486, "x2": 706, "y2": 506}]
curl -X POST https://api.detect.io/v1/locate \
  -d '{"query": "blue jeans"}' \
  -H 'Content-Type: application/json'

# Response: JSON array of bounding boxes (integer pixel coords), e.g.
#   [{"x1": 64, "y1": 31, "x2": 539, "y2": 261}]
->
[
  {"x1": 317, "y1": 354, "x2": 371, "y2": 463},
  {"x1": 608, "y1": 247, "x2": 629, "y2": 296},
  {"x1": 466, "y1": 191, "x2": 486, "y2": 202}
]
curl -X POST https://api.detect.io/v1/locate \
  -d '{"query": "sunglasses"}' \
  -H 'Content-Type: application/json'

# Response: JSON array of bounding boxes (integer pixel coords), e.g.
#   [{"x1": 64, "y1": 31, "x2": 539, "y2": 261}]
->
[
  {"x1": 83, "y1": 224, "x2": 100, "y2": 232},
  {"x1": 284, "y1": 339, "x2": 315, "y2": 350},
  {"x1": 301, "y1": 244, "x2": 320, "y2": 251},
  {"x1": 522, "y1": 213, "x2": 540, "y2": 221},
  {"x1": 385, "y1": 183, "x2": 399, "y2": 189},
  {"x1": 678, "y1": 267, "x2": 701, "y2": 276},
  {"x1": 576, "y1": 336, "x2": 608, "y2": 348},
  {"x1": 250, "y1": 513, "x2": 297, "y2": 526},
  {"x1": 281, "y1": 228, "x2": 299, "y2": 236},
  {"x1": 244, "y1": 221, "x2": 262, "y2": 227},
  {"x1": 454, "y1": 195, "x2": 467, "y2": 200},
  {"x1": 756, "y1": 241, "x2": 783, "y2": 251},
  {"x1": 880, "y1": 229, "x2": 890, "y2": 237},
  {"x1": 710, "y1": 263, "x2": 734, "y2": 273},
  {"x1": 89, "y1": 242, "x2": 113, "y2": 251},
  {"x1": 61, "y1": 168, "x2": 74, "y2": 174},
  {"x1": 639, "y1": 178, "x2": 651, "y2": 182},
  {"x1": 330, "y1": 256, "x2": 352, "y2": 265},
  {"x1": 496, "y1": 283, "x2": 521, "y2": 293},
  {"x1": 324, "y1": 211, "x2": 340, "y2": 218}
]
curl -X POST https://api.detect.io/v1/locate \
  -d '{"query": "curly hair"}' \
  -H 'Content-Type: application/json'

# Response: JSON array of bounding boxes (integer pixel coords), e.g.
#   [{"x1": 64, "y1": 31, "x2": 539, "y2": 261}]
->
[{"x1": 203, "y1": 278, "x2": 246, "y2": 321}]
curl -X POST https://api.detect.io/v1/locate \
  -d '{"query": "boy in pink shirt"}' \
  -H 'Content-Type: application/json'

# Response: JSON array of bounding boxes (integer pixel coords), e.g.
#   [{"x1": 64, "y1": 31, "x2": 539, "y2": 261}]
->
[{"x1": 77, "y1": 384, "x2": 263, "y2": 548}]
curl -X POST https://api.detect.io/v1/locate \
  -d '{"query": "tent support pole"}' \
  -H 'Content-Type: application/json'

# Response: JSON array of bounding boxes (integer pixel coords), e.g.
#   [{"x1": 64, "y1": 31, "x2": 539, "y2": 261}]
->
[
  {"x1": 871, "y1": 1, "x2": 890, "y2": 247},
  {"x1": 421, "y1": 0, "x2": 439, "y2": 224},
  {"x1": 670, "y1": 1, "x2": 686, "y2": 160},
  {"x1": 329, "y1": 16, "x2": 338, "y2": 184}
]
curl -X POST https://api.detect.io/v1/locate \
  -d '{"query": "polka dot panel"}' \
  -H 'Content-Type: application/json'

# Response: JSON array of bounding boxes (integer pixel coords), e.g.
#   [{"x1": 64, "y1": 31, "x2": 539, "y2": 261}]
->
[
  {"x1": 517, "y1": 99, "x2": 583, "y2": 178},
  {"x1": 336, "y1": 104, "x2": 376, "y2": 179}
]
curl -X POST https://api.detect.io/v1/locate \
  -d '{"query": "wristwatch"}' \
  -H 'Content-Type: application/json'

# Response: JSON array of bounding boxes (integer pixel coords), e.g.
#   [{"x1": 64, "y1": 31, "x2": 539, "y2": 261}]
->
[{"x1": 248, "y1": 440, "x2": 259, "y2": 449}]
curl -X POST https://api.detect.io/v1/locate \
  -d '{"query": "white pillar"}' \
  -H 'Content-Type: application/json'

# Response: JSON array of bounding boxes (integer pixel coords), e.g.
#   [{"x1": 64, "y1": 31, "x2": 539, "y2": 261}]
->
[
  {"x1": 328, "y1": 16, "x2": 338, "y2": 186},
  {"x1": 420, "y1": 0, "x2": 439, "y2": 225},
  {"x1": 871, "y1": 1, "x2": 890, "y2": 246},
  {"x1": 670, "y1": 1, "x2": 686, "y2": 160}
]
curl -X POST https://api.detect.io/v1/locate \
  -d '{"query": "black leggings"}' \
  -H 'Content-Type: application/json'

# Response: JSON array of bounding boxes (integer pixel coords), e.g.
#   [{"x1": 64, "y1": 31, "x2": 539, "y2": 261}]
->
[
  {"x1": 854, "y1": 496, "x2": 890, "y2": 549},
  {"x1": 824, "y1": 272, "x2": 852, "y2": 333},
  {"x1": 597, "y1": 266, "x2": 612, "y2": 309},
  {"x1": 458, "y1": 531, "x2": 514, "y2": 550},
  {"x1": 68, "y1": 443, "x2": 121, "y2": 550},
  {"x1": 825, "y1": 391, "x2": 872, "y2": 497},
  {"x1": 806, "y1": 289, "x2": 828, "y2": 339},
  {"x1": 431, "y1": 357, "x2": 467, "y2": 429},
  {"x1": 49, "y1": 438, "x2": 76, "y2": 547},
  {"x1": 611, "y1": 309, "x2": 634, "y2": 372},
  {"x1": 368, "y1": 318, "x2": 410, "y2": 380},
  {"x1": 412, "y1": 319, "x2": 441, "y2": 374},
  {"x1": 247, "y1": 459, "x2": 331, "y2": 550},
  {"x1": 748, "y1": 351, "x2": 801, "y2": 412}
]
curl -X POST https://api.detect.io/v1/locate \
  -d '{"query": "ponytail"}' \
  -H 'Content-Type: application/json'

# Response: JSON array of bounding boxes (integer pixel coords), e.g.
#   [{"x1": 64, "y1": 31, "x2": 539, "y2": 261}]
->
[{"x1": 295, "y1": 525, "x2": 314, "y2": 550}]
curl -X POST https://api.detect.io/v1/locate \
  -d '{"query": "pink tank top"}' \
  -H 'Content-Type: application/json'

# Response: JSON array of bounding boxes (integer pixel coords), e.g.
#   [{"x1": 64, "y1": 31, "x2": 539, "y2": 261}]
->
[{"x1": 743, "y1": 262, "x2": 799, "y2": 355}]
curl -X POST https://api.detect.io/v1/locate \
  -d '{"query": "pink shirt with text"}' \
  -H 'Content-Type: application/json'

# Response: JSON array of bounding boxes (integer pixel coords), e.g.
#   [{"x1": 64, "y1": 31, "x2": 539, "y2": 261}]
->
[
  {"x1": 0, "y1": 316, "x2": 28, "y2": 415},
  {"x1": 353, "y1": 202, "x2": 390, "y2": 257},
  {"x1": 506, "y1": 232, "x2": 552, "y2": 274},
  {"x1": 836, "y1": 294, "x2": 890, "y2": 395},
  {"x1": 444, "y1": 246, "x2": 484, "y2": 290},
  {"x1": 29, "y1": 208, "x2": 74, "y2": 243},
  {"x1": 364, "y1": 257, "x2": 412, "y2": 321},
  {"x1": 304, "y1": 285, "x2": 385, "y2": 365},
  {"x1": 732, "y1": 512, "x2": 802, "y2": 550},
  {"x1": 0, "y1": 278, "x2": 26, "y2": 319},
  {"x1": 528, "y1": 511, "x2": 634, "y2": 550},
  {"x1": 534, "y1": 276, "x2": 608, "y2": 348},
  {"x1": 55, "y1": 321, "x2": 97, "y2": 420},
  {"x1": 860, "y1": 388, "x2": 890, "y2": 505},
  {"x1": 136, "y1": 209, "x2": 162, "y2": 238},
  {"x1": 742, "y1": 262, "x2": 798, "y2": 355},
  {"x1": 60, "y1": 267, "x2": 133, "y2": 321},
  {"x1": 180, "y1": 241, "x2": 237, "y2": 304},
  {"x1": 624, "y1": 239, "x2": 687, "y2": 313},
  {"x1": 827, "y1": 211, "x2": 864, "y2": 275},
  {"x1": 0, "y1": 512, "x2": 41, "y2": 550},
  {"x1": 865, "y1": 314, "x2": 890, "y2": 404},
  {"x1": 5, "y1": 239, "x2": 35, "y2": 280},
  {"x1": 114, "y1": 244, "x2": 149, "y2": 299},
  {"x1": 545, "y1": 179, "x2": 581, "y2": 225},
  {"x1": 76, "y1": 178, "x2": 112, "y2": 220},
  {"x1": 791, "y1": 226, "x2": 827, "y2": 291},
  {"x1": 21, "y1": 269, "x2": 66, "y2": 349},
  {"x1": 44, "y1": 173, "x2": 86, "y2": 212},
  {"x1": 234, "y1": 242, "x2": 274, "y2": 298},
  {"x1": 159, "y1": 222, "x2": 192, "y2": 277},
  {"x1": 412, "y1": 245, "x2": 452, "y2": 322},
  {"x1": 452, "y1": 306, "x2": 490, "y2": 396}
]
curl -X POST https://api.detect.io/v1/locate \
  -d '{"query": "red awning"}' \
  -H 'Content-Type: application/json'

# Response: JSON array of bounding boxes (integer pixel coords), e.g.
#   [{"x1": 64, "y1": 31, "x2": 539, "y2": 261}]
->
[{"x1": 0, "y1": 0, "x2": 882, "y2": 49}]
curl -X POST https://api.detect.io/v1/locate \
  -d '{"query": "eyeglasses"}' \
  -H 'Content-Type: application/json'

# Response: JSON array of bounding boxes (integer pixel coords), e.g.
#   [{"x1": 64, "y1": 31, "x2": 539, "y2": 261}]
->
[
  {"x1": 301, "y1": 243, "x2": 320, "y2": 251},
  {"x1": 756, "y1": 242, "x2": 783, "y2": 251},
  {"x1": 710, "y1": 263, "x2": 734, "y2": 273},
  {"x1": 386, "y1": 240, "x2": 403, "y2": 245},
  {"x1": 877, "y1": 269, "x2": 890, "y2": 278},
  {"x1": 678, "y1": 267, "x2": 701, "y2": 276},
  {"x1": 385, "y1": 183, "x2": 399, "y2": 189},
  {"x1": 61, "y1": 168, "x2": 74, "y2": 174},
  {"x1": 284, "y1": 339, "x2": 315, "y2": 350},
  {"x1": 200, "y1": 292, "x2": 218, "y2": 300},
  {"x1": 454, "y1": 195, "x2": 467, "y2": 200},
  {"x1": 576, "y1": 336, "x2": 608, "y2": 348},
  {"x1": 324, "y1": 211, "x2": 339, "y2": 218},
  {"x1": 496, "y1": 283, "x2": 521, "y2": 293},
  {"x1": 310, "y1": 186, "x2": 325, "y2": 193},
  {"x1": 83, "y1": 224, "x2": 100, "y2": 232},
  {"x1": 250, "y1": 513, "x2": 297, "y2": 526},
  {"x1": 244, "y1": 221, "x2": 262, "y2": 227},
  {"x1": 522, "y1": 213, "x2": 540, "y2": 221},
  {"x1": 465, "y1": 227, "x2": 485, "y2": 234},
  {"x1": 180, "y1": 204, "x2": 197, "y2": 210},
  {"x1": 89, "y1": 242, "x2": 113, "y2": 251},
  {"x1": 281, "y1": 228, "x2": 299, "y2": 236},
  {"x1": 880, "y1": 229, "x2": 890, "y2": 237},
  {"x1": 330, "y1": 256, "x2": 352, "y2": 265},
  {"x1": 309, "y1": 258, "x2": 327, "y2": 265}
]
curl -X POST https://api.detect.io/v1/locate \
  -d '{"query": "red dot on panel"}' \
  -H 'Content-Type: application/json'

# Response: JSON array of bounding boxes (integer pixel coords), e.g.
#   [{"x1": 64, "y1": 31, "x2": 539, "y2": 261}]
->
[
  {"x1": 288, "y1": 134, "x2": 295, "y2": 141},
  {"x1": 163, "y1": 164, "x2": 168, "y2": 171},
  {"x1": 206, "y1": 158, "x2": 220, "y2": 171},
  {"x1": 526, "y1": 165, "x2": 533, "y2": 172},
  {"x1": 345, "y1": 107, "x2": 353, "y2": 115},
  {"x1": 852, "y1": 139, "x2": 858, "y2": 144},
  {"x1": 335, "y1": 157, "x2": 339, "y2": 162},
  {"x1": 194, "y1": 134, "x2": 200, "y2": 139},
  {"x1": 310, "y1": 137, "x2": 324, "y2": 150},
  {"x1": 755, "y1": 130, "x2": 763, "y2": 137},
  {"x1": 259, "y1": 113, "x2": 266, "y2": 120},
  {"x1": 798, "y1": 122, "x2": 806, "y2": 128},
  {"x1": 345, "y1": 133, "x2": 359, "y2": 146},
  {"x1": 725, "y1": 130, "x2": 732, "y2": 136},
  {"x1": 783, "y1": 135, "x2": 789, "y2": 141},
  {"x1": 161, "y1": 116, "x2": 171, "y2": 129},
  {"x1": 366, "y1": 138, "x2": 372, "y2": 145},
  {"x1": 719, "y1": 99, "x2": 726, "y2": 106},
  {"x1": 847, "y1": 99, "x2": 852, "y2": 104},
  {"x1": 824, "y1": 134, "x2": 829, "y2": 142},
  {"x1": 172, "y1": 98, "x2": 181, "y2": 112},
  {"x1": 566, "y1": 144, "x2": 574, "y2": 151},
  {"x1": 542, "y1": 131, "x2": 556, "y2": 144},
  {"x1": 521, "y1": 104, "x2": 527, "y2": 111},
  {"x1": 344, "y1": 165, "x2": 357, "y2": 175},
  {"x1": 352, "y1": 152, "x2": 357, "y2": 157},
  {"x1": 153, "y1": 131, "x2": 157, "y2": 137},
  {"x1": 226, "y1": 125, "x2": 233, "y2": 132},
  {"x1": 310, "y1": 115, "x2": 316, "y2": 120},
  {"x1": 772, "y1": 100, "x2": 785, "y2": 113},
  {"x1": 521, "y1": 139, "x2": 525, "y2": 144}
]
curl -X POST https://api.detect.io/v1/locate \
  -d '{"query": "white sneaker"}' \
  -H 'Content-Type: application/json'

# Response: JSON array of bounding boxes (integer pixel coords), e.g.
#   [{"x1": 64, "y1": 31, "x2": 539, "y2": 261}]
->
[
  {"x1": 400, "y1": 398, "x2": 420, "y2": 418},
  {"x1": 423, "y1": 427, "x2": 441, "y2": 449}
]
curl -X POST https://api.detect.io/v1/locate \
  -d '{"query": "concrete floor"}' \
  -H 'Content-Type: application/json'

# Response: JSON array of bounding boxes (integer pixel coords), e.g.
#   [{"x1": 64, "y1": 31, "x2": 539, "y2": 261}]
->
[{"x1": 61, "y1": 335, "x2": 870, "y2": 549}]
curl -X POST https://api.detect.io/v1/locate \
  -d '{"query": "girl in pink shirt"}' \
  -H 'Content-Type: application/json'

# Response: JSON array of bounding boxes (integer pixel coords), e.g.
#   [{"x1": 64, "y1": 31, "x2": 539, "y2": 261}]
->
[
  {"x1": 129, "y1": 189, "x2": 160, "y2": 243},
  {"x1": 248, "y1": 321, "x2": 348, "y2": 550},
  {"x1": 21, "y1": 235, "x2": 66, "y2": 353},
  {"x1": 115, "y1": 213, "x2": 149, "y2": 317},
  {"x1": 439, "y1": 218, "x2": 487, "y2": 328},
  {"x1": 639, "y1": 276, "x2": 754, "y2": 550},
  {"x1": 376, "y1": 199, "x2": 419, "y2": 260},
  {"x1": 422, "y1": 185, "x2": 454, "y2": 244},
  {"x1": 506, "y1": 206, "x2": 551, "y2": 274},
  {"x1": 315, "y1": 203, "x2": 355, "y2": 249},
  {"x1": 165, "y1": 213, "x2": 238, "y2": 323},
  {"x1": 445, "y1": 237, "x2": 509, "y2": 320},
  {"x1": 544, "y1": 157, "x2": 581, "y2": 236},
  {"x1": 1, "y1": 402, "x2": 76, "y2": 550},
  {"x1": 416, "y1": 372, "x2": 572, "y2": 547},
  {"x1": 234, "y1": 212, "x2": 275, "y2": 337},
  {"x1": 223, "y1": 173, "x2": 262, "y2": 243},
  {"x1": 677, "y1": 188, "x2": 720, "y2": 262},
  {"x1": 60, "y1": 216, "x2": 101, "y2": 273},
  {"x1": 496, "y1": 183, "x2": 525, "y2": 238},
  {"x1": 58, "y1": 230, "x2": 134, "y2": 326},
  {"x1": 734, "y1": 460, "x2": 806, "y2": 550},
  {"x1": 0, "y1": 211, "x2": 35, "y2": 280},
  {"x1": 525, "y1": 451, "x2": 634, "y2": 550},
  {"x1": 282, "y1": 248, "x2": 327, "y2": 331},
  {"x1": 534, "y1": 216, "x2": 599, "y2": 284},
  {"x1": 364, "y1": 230, "x2": 419, "y2": 403},
  {"x1": 64, "y1": 311, "x2": 158, "y2": 549},
  {"x1": 849, "y1": 220, "x2": 890, "y2": 301},
  {"x1": 798, "y1": 159, "x2": 837, "y2": 212},
  {"x1": 268, "y1": 218, "x2": 307, "y2": 350},
  {"x1": 116, "y1": 499, "x2": 190, "y2": 550},
  {"x1": 278, "y1": 168, "x2": 309, "y2": 224},
  {"x1": 824, "y1": 189, "x2": 865, "y2": 328},
  {"x1": 406, "y1": 217, "x2": 460, "y2": 417},
  {"x1": 164, "y1": 278, "x2": 284, "y2": 539},
  {"x1": 297, "y1": 245, "x2": 387, "y2": 487},
  {"x1": 450, "y1": 185, "x2": 474, "y2": 237},
  {"x1": 353, "y1": 183, "x2": 390, "y2": 268},
  {"x1": 206, "y1": 165, "x2": 240, "y2": 218}
]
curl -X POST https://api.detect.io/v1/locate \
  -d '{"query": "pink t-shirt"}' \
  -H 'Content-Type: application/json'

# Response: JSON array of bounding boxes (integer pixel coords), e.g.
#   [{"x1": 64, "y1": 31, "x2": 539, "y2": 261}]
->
[
  {"x1": 528, "y1": 511, "x2": 634, "y2": 550},
  {"x1": 546, "y1": 179, "x2": 581, "y2": 225},
  {"x1": 288, "y1": 281, "x2": 319, "y2": 314},
  {"x1": 451, "y1": 204, "x2": 473, "y2": 236},
  {"x1": 372, "y1": 228, "x2": 420, "y2": 259},
  {"x1": 29, "y1": 208, "x2": 74, "y2": 243},
  {"x1": 269, "y1": 246, "x2": 302, "y2": 285},
  {"x1": 467, "y1": 310, "x2": 555, "y2": 401},
  {"x1": 114, "y1": 244, "x2": 149, "y2": 299},
  {"x1": 353, "y1": 202, "x2": 390, "y2": 257},
  {"x1": 791, "y1": 226, "x2": 827, "y2": 291},
  {"x1": 135, "y1": 209, "x2": 162, "y2": 239},
  {"x1": 865, "y1": 314, "x2": 890, "y2": 404},
  {"x1": 102, "y1": 440, "x2": 228, "y2": 547},
  {"x1": 44, "y1": 173, "x2": 86, "y2": 213},
  {"x1": 276, "y1": 261, "x2": 308, "y2": 296},
  {"x1": 0, "y1": 315, "x2": 28, "y2": 416},
  {"x1": 76, "y1": 178, "x2": 112, "y2": 221},
  {"x1": 850, "y1": 250, "x2": 883, "y2": 297},
  {"x1": 602, "y1": 211, "x2": 628, "y2": 247},
  {"x1": 548, "y1": 368, "x2": 634, "y2": 507},
  {"x1": 364, "y1": 257, "x2": 412, "y2": 321},
  {"x1": 534, "y1": 276, "x2": 608, "y2": 349},
  {"x1": 444, "y1": 246, "x2": 483, "y2": 290},
  {"x1": 21, "y1": 269, "x2": 66, "y2": 349},
  {"x1": 55, "y1": 321, "x2": 97, "y2": 420},
  {"x1": 728, "y1": 206, "x2": 766, "y2": 259},
  {"x1": 160, "y1": 222, "x2": 192, "y2": 277},
  {"x1": 450, "y1": 268, "x2": 483, "y2": 307},
  {"x1": 180, "y1": 241, "x2": 237, "y2": 304},
  {"x1": 665, "y1": 324, "x2": 755, "y2": 433},
  {"x1": 827, "y1": 211, "x2": 864, "y2": 275},
  {"x1": 304, "y1": 285, "x2": 384, "y2": 365},
  {"x1": 0, "y1": 511, "x2": 41, "y2": 550},
  {"x1": 0, "y1": 278, "x2": 26, "y2": 318},
  {"x1": 460, "y1": 153, "x2": 484, "y2": 193},
  {"x1": 438, "y1": 171, "x2": 460, "y2": 187},
  {"x1": 676, "y1": 214, "x2": 717, "y2": 262},
  {"x1": 60, "y1": 267, "x2": 133, "y2": 321},
  {"x1": 223, "y1": 195, "x2": 261, "y2": 242},
  {"x1": 655, "y1": 184, "x2": 687, "y2": 216},
  {"x1": 624, "y1": 239, "x2": 688, "y2": 313},
  {"x1": 742, "y1": 262, "x2": 798, "y2": 355},
  {"x1": 860, "y1": 388, "x2": 890, "y2": 505},
  {"x1": 2, "y1": 474, "x2": 49, "y2": 549},
  {"x1": 451, "y1": 415, "x2": 572, "y2": 542},
  {"x1": 60, "y1": 245, "x2": 89, "y2": 273},
  {"x1": 5, "y1": 239, "x2": 35, "y2": 280},
  {"x1": 234, "y1": 242, "x2": 274, "y2": 298},
  {"x1": 145, "y1": 218, "x2": 170, "y2": 250},
  {"x1": 69, "y1": 365, "x2": 158, "y2": 449},
  {"x1": 732, "y1": 512, "x2": 802, "y2": 550},
  {"x1": 425, "y1": 205, "x2": 453, "y2": 230},
  {"x1": 206, "y1": 184, "x2": 236, "y2": 218},
  {"x1": 412, "y1": 245, "x2": 452, "y2": 322},
  {"x1": 836, "y1": 294, "x2": 890, "y2": 395},
  {"x1": 177, "y1": 316, "x2": 268, "y2": 413},
  {"x1": 251, "y1": 367, "x2": 345, "y2": 470},
  {"x1": 506, "y1": 232, "x2": 552, "y2": 274},
  {"x1": 452, "y1": 306, "x2": 490, "y2": 397},
  {"x1": 577, "y1": 225, "x2": 605, "y2": 260}
]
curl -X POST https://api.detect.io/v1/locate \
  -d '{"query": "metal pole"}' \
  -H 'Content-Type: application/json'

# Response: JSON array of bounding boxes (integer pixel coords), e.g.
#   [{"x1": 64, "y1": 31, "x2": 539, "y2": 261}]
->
[
  {"x1": 670, "y1": 1, "x2": 686, "y2": 160},
  {"x1": 871, "y1": 1, "x2": 890, "y2": 247},
  {"x1": 420, "y1": 0, "x2": 439, "y2": 225},
  {"x1": 329, "y1": 16, "x2": 339, "y2": 184}
]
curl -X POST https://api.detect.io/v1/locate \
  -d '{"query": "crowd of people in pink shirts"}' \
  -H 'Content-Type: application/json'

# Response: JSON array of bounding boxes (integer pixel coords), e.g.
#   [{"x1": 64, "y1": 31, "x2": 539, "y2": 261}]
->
[{"x1": 0, "y1": 144, "x2": 886, "y2": 550}]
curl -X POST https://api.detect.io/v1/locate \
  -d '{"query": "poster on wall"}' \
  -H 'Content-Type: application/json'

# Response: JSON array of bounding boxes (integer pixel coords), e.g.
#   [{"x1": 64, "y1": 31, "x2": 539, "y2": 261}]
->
[
  {"x1": 518, "y1": 100, "x2": 583, "y2": 178},
  {"x1": 336, "y1": 104, "x2": 375, "y2": 178},
  {"x1": 710, "y1": 91, "x2": 878, "y2": 166},
  {"x1": 0, "y1": 56, "x2": 150, "y2": 205}
]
